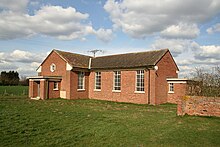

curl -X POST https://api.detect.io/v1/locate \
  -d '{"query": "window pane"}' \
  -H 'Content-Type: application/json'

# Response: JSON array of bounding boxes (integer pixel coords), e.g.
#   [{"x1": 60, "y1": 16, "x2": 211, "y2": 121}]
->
[
  {"x1": 169, "y1": 83, "x2": 174, "y2": 92},
  {"x1": 136, "y1": 70, "x2": 144, "y2": 91},
  {"x1": 95, "y1": 72, "x2": 101, "y2": 90},
  {"x1": 114, "y1": 71, "x2": 121, "y2": 90},
  {"x1": 78, "y1": 72, "x2": 85, "y2": 89}
]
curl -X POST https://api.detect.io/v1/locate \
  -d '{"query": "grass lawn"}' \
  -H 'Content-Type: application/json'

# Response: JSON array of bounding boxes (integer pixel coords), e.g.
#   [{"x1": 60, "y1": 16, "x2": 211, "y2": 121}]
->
[
  {"x1": 0, "y1": 86, "x2": 28, "y2": 96},
  {"x1": 0, "y1": 96, "x2": 219, "y2": 146}
]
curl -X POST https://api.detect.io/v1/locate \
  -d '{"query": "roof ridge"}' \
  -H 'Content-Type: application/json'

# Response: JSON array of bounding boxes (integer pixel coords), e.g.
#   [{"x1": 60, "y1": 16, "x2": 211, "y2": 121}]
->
[
  {"x1": 95, "y1": 48, "x2": 168, "y2": 58},
  {"x1": 54, "y1": 49, "x2": 93, "y2": 58}
]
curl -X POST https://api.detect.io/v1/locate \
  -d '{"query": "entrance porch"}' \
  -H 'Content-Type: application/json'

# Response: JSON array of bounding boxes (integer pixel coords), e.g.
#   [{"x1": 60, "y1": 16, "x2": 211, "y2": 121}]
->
[{"x1": 28, "y1": 76, "x2": 62, "y2": 100}]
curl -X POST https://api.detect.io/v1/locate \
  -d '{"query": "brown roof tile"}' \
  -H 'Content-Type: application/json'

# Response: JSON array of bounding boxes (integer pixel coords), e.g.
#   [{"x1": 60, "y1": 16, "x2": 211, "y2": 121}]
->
[
  {"x1": 91, "y1": 49, "x2": 169, "y2": 69},
  {"x1": 54, "y1": 49, "x2": 170, "y2": 69},
  {"x1": 54, "y1": 50, "x2": 92, "y2": 68}
]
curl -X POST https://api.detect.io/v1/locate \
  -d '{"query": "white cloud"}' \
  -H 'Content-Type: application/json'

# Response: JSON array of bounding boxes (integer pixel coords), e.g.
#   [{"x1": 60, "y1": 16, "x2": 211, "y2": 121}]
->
[
  {"x1": 176, "y1": 59, "x2": 193, "y2": 66},
  {"x1": 0, "y1": 50, "x2": 46, "y2": 76},
  {"x1": 174, "y1": 44, "x2": 220, "y2": 77},
  {"x1": 10, "y1": 50, "x2": 32, "y2": 61},
  {"x1": 0, "y1": 0, "x2": 28, "y2": 12},
  {"x1": 161, "y1": 23, "x2": 200, "y2": 39},
  {"x1": 0, "y1": 11, "x2": 34, "y2": 40},
  {"x1": 29, "y1": 1, "x2": 39, "y2": 6},
  {"x1": 178, "y1": 65, "x2": 195, "y2": 78},
  {"x1": 151, "y1": 38, "x2": 196, "y2": 57},
  {"x1": 193, "y1": 45, "x2": 220, "y2": 60},
  {"x1": 0, "y1": 5, "x2": 112, "y2": 42},
  {"x1": 8, "y1": 50, "x2": 44, "y2": 63},
  {"x1": 16, "y1": 66, "x2": 38, "y2": 76},
  {"x1": 104, "y1": 0, "x2": 220, "y2": 38},
  {"x1": 30, "y1": 62, "x2": 41, "y2": 68},
  {"x1": 0, "y1": 60, "x2": 18, "y2": 70},
  {"x1": 95, "y1": 28, "x2": 113, "y2": 42},
  {"x1": 0, "y1": 52, "x2": 5, "y2": 59},
  {"x1": 207, "y1": 23, "x2": 220, "y2": 34}
]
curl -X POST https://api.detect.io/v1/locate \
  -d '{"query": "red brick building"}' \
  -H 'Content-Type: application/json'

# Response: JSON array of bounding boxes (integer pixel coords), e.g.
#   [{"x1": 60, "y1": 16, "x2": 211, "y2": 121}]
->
[{"x1": 28, "y1": 49, "x2": 187, "y2": 105}]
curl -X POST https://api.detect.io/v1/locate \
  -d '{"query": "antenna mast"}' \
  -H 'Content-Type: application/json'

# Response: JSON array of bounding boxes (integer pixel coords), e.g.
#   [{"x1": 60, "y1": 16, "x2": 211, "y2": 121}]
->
[{"x1": 88, "y1": 49, "x2": 103, "y2": 57}]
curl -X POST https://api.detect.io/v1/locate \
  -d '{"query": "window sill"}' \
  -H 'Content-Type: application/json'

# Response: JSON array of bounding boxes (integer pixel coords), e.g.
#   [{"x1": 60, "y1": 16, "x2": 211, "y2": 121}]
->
[
  {"x1": 112, "y1": 90, "x2": 121, "y2": 93},
  {"x1": 135, "y1": 91, "x2": 145, "y2": 94},
  {"x1": 53, "y1": 89, "x2": 59, "y2": 91},
  {"x1": 94, "y1": 89, "x2": 101, "y2": 92},
  {"x1": 168, "y1": 91, "x2": 174, "y2": 94},
  {"x1": 77, "y1": 89, "x2": 85, "y2": 91}
]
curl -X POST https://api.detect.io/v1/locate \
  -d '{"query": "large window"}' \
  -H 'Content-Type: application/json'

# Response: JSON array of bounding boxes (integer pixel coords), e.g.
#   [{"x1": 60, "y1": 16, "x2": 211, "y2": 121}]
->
[
  {"x1": 113, "y1": 71, "x2": 121, "y2": 91},
  {"x1": 95, "y1": 72, "x2": 101, "y2": 90},
  {"x1": 136, "y1": 70, "x2": 144, "y2": 92},
  {"x1": 169, "y1": 83, "x2": 174, "y2": 93},
  {"x1": 78, "y1": 72, "x2": 85, "y2": 90}
]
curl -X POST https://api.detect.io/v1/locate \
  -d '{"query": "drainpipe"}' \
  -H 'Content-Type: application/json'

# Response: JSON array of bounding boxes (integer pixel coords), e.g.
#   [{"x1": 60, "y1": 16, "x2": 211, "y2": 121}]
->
[
  {"x1": 148, "y1": 66, "x2": 158, "y2": 104},
  {"x1": 148, "y1": 69, "x2": 150, "y2": 104},
  {"x1": 88, "y1": 58, "x2": 92, "y2": 69}
]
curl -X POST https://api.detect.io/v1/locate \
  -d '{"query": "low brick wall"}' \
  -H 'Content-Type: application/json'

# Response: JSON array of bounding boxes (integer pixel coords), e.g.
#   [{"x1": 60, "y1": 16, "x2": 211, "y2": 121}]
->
[{"x1": 177, "y1": 96, "x2": 220, "y2": 117}]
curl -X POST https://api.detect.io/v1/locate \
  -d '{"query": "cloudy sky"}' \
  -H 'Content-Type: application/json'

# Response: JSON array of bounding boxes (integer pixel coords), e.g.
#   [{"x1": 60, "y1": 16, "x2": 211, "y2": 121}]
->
[{"x1": 0, "y1": 0, "x2": 220, "y2": 77}]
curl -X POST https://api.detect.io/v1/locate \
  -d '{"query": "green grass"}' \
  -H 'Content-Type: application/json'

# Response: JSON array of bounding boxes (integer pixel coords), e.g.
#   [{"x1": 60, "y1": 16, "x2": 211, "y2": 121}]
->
[
  {"x1": 0, "y1": 86, "x2": 28, "y2": 96},
  {"x1": 0, "y1": 96, "x2": 219, "y2": 146}
]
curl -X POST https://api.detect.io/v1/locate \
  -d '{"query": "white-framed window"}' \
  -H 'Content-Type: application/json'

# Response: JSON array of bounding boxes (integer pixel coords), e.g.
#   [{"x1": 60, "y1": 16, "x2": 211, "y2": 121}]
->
[
  {"x1": 50, "y1": 63, "x2": 56, "y2": 72},
  {"x1": 136, "y1": 70, "x2": 144, "y2": 92},
  {"x1": 113, "y1": 71, "x2": 121, "y2": 91},
  {"x1": 95, "y1": 72, "x2": 101, "y2": 90},
  {"x1": 169, "y1": 83, "x2": 174, "y2": 93},
  {"x1": 53, "y1": 82, "x2": 58, "y2": 90},
  {"x1": 78, "y1": 72, "x2": 85, "y2": 90}
]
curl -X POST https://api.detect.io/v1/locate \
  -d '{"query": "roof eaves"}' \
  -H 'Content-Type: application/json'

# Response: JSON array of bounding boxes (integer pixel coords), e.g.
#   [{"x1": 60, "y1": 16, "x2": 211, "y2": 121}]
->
[{"x1": 91, "y1": 65, "x2": 154, "y2": 70}]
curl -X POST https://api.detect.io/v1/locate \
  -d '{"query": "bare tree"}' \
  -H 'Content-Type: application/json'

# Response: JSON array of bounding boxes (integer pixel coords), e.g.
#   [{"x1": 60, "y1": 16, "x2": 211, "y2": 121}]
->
[{"x1": 188, "y1": 66, "x2": 220, "y2": 97}]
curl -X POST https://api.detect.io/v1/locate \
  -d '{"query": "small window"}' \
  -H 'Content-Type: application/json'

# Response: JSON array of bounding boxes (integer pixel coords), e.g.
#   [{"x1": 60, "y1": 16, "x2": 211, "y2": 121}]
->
[
  {"x1": 113, "y1": 71, "x2": 121, "y2": 91},
  {"x1": 50, "y1": 63, "x2": 56, "y2": 72},
  {"x1": 95, "y1": 72, "x2": 101, "y2": 90},
  {"x1": 53, "y1": 82, "x2": 58, "y2": 90},
  {"x1": 169, "y1": 83, "x2": 174, "y2": 93},
  {"x1": 136, "y1": 70, "x2": 144, "y2": 92},
  {"x1": 78, "y1": 72, "x2": 85, "y2": 90}
]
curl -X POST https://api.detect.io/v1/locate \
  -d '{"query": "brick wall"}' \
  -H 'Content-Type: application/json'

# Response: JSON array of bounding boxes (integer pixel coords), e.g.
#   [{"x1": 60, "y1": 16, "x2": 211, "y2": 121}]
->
[
  {"x1": 89, "y1": 70, "x2": 149, "y2": 104},
  {"x1": 40, "y1": 51, "x2": 68, "y2": 95},
  {"x1": 69, "y1": 71, "x2": 89, "y2": 99},
  {"x1": 155, "y1": 52, "x2": 178, "y2": 104},
  {"x1": 177, "y1": 96, "x2": 220, "y2": 117},
  {"x1": 39, "y1": 80, "x2": 46, "y2": 99},
  {"x1": 48, "y1": 81, "x2": 60, "y2": 98},
  {"x1": 167, "y1": 83, "x2": 186, "y2": 104}
]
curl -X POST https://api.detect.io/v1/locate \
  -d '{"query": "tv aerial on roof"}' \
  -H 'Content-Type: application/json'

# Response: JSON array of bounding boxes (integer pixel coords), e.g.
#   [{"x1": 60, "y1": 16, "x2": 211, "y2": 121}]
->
[{"x1": 88, "y1": 49, "x2": 104, "y2": 57}]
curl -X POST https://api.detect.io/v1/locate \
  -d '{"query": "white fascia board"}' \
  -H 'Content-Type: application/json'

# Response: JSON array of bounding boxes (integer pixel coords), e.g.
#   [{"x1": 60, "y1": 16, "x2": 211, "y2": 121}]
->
[
  {"x1": 167, "y1": 81, "x2": 187, "y2": 84},
  {"x1": 37, "y1": 66, "x2": 42, "y2": 72},
  {"x1": 66, "y1": 63, "x2": 72, "y2": 71},
  {"x1": 167, "y1": 78, "x2": 188, "y2": 83}
]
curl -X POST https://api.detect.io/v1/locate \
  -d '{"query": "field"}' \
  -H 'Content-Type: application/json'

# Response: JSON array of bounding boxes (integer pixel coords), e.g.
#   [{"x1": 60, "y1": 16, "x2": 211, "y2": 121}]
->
[
  {"x1": 0, "y1": 86, "x2": 28, "y2": 96},
  {"x1": 0, "y1": 96, "x2": 220, "y2": 146}
]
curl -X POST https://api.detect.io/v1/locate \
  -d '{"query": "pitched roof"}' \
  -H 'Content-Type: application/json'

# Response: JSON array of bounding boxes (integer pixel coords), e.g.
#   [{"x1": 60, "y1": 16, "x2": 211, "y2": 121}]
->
[
  {"x1": 54, "y1": 50, "x2": 92, "y2": 68},
  {"x1": 52, "y1": 49, "x2": 173, "y2": 70},
  {"x1": 91, "y1": 49, "x2": 169, "y2": 69}
]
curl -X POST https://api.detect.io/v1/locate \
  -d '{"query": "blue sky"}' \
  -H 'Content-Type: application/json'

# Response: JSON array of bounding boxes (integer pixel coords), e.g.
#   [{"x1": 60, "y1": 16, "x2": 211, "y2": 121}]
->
[{"x1": 0, "y1": 0, "x2": 220, "y2": 78}]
